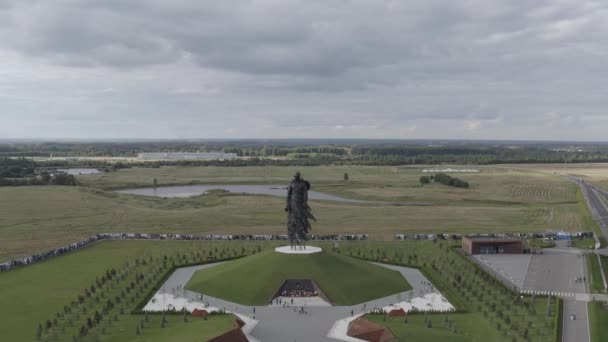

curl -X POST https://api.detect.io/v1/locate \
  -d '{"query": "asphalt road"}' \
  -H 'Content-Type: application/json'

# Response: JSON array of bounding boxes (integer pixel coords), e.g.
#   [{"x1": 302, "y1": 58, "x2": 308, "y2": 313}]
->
[
  {"x1": 575, "y1": 179, "x2": 608, "y2": 240},
  {"x1": 563, "y1": 300, "x2": 590, "y2": 342}
]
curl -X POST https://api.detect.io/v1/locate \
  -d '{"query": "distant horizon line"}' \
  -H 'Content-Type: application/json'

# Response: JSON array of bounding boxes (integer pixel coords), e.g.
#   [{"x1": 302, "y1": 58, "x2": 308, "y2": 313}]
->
[{"x1": 1, "y1": 138, "x2": 608, "y2": 144}]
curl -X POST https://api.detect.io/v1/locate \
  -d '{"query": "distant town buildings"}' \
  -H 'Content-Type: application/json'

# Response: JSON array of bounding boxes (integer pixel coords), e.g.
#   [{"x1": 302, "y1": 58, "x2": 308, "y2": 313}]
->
[
  {"x1": 138, "y1": 152, "x2": 237, "y2": 160},
  {"x1": 422, "y1": 168, "x2": 479, "y2": 173}
]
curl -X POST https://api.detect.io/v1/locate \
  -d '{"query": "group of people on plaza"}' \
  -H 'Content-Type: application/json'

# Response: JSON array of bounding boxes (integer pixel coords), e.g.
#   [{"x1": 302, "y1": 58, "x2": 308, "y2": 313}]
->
[{"x1": 280, "y1": 289, "x2": 319, "y2": 297}]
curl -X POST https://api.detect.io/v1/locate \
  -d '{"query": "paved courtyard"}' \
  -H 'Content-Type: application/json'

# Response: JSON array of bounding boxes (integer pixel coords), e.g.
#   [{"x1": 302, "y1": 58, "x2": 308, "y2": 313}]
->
[
  {"x1": 523, "y1": 251, "x2": 587, "y2": 296},
  {"x1": 471, "y1": 249, "x2": 590, "y2": 342},
  {"x1": 473, "y1": 254, "x2": 532, "y2": 289},
  {"x1": 471, "y1": 250, "x2": 587, "y2": 297},
  {"x1": 144, "y1": 260, "x2": 454, "y2": 342}
]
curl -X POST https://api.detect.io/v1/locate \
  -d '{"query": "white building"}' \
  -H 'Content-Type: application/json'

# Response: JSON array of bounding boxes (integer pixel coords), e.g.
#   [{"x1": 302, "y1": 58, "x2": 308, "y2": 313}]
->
[{"x1": 138, "y1": 152, "x2": 237, "y2": 160}]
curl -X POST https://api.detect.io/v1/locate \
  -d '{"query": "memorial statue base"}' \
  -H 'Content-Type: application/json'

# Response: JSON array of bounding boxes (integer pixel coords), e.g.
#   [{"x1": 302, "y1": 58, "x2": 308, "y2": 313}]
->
[{"x1": 274, "y1": 246, "x2": 322, "y2": 254}]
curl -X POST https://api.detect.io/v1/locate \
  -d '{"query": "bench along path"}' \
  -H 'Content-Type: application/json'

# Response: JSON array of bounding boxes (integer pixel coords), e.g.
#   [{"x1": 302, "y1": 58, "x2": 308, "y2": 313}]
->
[{"x1": 143, "y1": 261, "x2": 454, "y2": 342}]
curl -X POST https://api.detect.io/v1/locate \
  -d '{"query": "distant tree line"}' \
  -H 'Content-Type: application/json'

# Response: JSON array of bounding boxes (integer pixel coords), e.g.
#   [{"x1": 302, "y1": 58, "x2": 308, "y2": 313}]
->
[
  {"x1": 420, "y1": 173, "x2": 469, "y2": 188},
  {"x1": 0, "y1": 171, "x2": 77, "y2": 186},
  {"x1": 0, "y1": 157, "x2": 35, "y2": 177},
  {"x1": 0, "y1": 158, "x2": 78, "y2": 186},
  {"x1": 5, "y1": 140, "x2": 608, "y2": 166}
]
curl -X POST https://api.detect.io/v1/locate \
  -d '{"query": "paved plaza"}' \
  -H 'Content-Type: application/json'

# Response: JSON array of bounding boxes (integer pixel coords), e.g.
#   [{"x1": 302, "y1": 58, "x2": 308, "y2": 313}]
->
[
  {"x1": 144, "y1": 260, "x2": 454, "y2": 342},
  {"x1": 471, "y1": 249, "x2": 587, "y2": 297},
  {"x1": 523, "y1": 251, "x2": 587, "y2": 296},
  {"x1": 473, "y1": 254, "x2": 532, "y2": 289},
  {"x1": 471, "y1": 247, "x2": 590, "y2": 342},
  {"x1": 146, "y1": 246, "x2": 596, "y2": 342}
]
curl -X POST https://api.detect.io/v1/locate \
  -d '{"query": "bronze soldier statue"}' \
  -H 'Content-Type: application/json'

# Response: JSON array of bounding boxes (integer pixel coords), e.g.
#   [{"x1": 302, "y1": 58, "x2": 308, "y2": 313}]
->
[{"x1": 285, "y1": 171, "x2": 316, "y2": 249}]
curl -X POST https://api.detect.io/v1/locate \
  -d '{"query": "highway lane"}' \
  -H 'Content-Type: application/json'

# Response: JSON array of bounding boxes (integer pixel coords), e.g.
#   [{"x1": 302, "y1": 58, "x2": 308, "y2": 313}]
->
[
  {"x1": 573, "y1": 179, "x2": 608, "y2": 241},
  {"x1": 563, "y1": 300, "x2": 590, "y2": 342},
  {"x1": 565, "y1": 179, "x2": 599, "y2": 342}
]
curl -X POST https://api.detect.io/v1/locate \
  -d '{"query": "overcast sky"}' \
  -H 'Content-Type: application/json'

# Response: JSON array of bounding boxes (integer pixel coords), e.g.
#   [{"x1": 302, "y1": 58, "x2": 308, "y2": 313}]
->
[{"x1": 0, "y1": 0, "x2": 607, "y2": 140}]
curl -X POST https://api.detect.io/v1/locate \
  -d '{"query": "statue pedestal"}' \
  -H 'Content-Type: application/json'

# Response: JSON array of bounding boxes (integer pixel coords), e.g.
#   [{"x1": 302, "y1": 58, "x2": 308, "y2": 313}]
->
[{"x1": 274, "y1": 246, "x2": 322, "y2": 254}]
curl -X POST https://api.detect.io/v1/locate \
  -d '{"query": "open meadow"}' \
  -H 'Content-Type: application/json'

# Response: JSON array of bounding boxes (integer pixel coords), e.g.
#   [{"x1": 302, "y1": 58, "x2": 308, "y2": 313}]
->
[
  {"x1": 0, "y1": 164, "x2": 596, "y2": 262},
  {"x1": 0, "y1": 239, "x2": 561, "y2": 342},
  {"x1": 589, "y1": 300, "x2": 608, "y2": 342},
  {"x1": 0, "y1": 240, "x2": 263, "y2": 341}
]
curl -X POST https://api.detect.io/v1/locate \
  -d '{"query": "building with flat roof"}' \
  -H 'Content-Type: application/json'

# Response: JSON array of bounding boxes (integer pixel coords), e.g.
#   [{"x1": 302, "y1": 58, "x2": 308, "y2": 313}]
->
[
  {"x1": 138, "y1": 152, "x2": 236, "y2": 160},
  {"x1": 462, "y1": 236, "x2": 524, "y2": 255}
]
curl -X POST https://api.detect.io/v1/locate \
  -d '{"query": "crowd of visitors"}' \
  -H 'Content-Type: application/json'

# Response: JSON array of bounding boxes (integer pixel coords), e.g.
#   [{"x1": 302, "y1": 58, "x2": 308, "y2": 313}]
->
[
  {"x1": 395, "y1": 231, "x2": 593, "y2": 241},
  {"x1": 0, "y1": 232, "x2": 368, "y2": 272},
  {"x1": 280, "y1": 289, "x2": 319, "y2": 297},
  {"x1": 98, "y1": 232, "x2": 368, "y2": 241},
  {"x1": 0, "y1": 234, "x2": 103, "y2": 272},
  {"x1": 3, "y1": 229, "x2": 591, "y2": 272}
]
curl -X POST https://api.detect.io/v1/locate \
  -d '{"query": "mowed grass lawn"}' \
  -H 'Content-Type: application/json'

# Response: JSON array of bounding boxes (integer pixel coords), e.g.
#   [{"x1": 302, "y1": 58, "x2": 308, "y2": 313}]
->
[
  {"x1": 589, "y1": 301, "x2": 608, "y2": 342},
  {"x1": 186, "y1": 250, "x2": 411, "y2": 305},
  {"x1": 367, "y1": 313, "x2": 507, "y2": 342},
  {"x1": 80, "y1": 164, "x2": 580, "y2": 205},
  {"x1": 0, "y1": 165, "x2": 592, "y2": 261},
  {"x1": 0, "y1": 240, "x2": 247, "y2": 342},
  {"x1": 105, "y1": 314, "x2": 236, "y2": 342},
  {"x1": 587, "y1": 254, "x2": 606, "y2": 293}
]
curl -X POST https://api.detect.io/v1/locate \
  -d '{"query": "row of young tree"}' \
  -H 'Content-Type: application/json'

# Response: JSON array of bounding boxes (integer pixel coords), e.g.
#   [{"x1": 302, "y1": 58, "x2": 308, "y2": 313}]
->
[
  {"x1": 0, "y1": 157, "x2": 35, "y2": 177},
  {"x1": 349, "y1": 241, "x2": 558, "y2": 341},
  {"x1": 420, "y1": 173, "x2": 469, "y2": 188},
  {"x1": 35, "y1": 247, "x2": 259, "y2": 341},
  {"x1": 0, "y1": 172, "x2": 77, "y2": 186}
]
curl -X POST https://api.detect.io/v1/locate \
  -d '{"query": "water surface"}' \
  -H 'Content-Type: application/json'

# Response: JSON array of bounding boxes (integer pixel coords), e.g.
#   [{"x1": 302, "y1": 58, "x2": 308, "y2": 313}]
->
[{"x1": 115, "y1": 184, "x2": 367, "y2": 203}]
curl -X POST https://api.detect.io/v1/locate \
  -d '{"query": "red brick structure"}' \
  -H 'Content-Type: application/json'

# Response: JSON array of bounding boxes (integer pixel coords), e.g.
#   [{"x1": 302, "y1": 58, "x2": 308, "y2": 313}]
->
[
  {"x1": 347, "y1": 317, "x2": 395, "y2": 342},
  {"x1": 191, "y1": 309, "x2": 209, "y2": 318},
  {"x1": 462, "y1": 236, "x2": 524, "y2": 255},
  {"x1": 207, "y1": 316, "x2": 249, "y2": 342},
  {"x1": 387, "y1": 308, "x2": 406, "y2": 317},
  {"x1": 207, "y1": 328, "x2": 249, "y2": 342}
]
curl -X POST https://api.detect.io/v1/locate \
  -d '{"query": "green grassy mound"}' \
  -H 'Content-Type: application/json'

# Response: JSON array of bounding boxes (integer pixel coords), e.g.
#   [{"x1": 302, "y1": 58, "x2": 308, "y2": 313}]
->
[
  {"x1": 185, "y1": 250, "x2": 411, "y2": 305},
  {"x1": 105, "y1": 314, "x2": 235, "y2": 342},
  {"x1": 366, "y1": 313, "x2": 508, "y2": 342}
]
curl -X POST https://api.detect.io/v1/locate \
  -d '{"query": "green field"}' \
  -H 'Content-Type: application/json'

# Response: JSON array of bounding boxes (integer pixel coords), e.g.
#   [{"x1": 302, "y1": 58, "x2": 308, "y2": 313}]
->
[
  {"x1": 98, "y1": 314, "x2": 235, "y2": 342},
  {"x1": 587, "y1": 254, "x2": 606, "y2": 293},
  {"x1": 367, "y1": 313, "x2": 508, "y2": 342},
  {"x1": 0, "y1": 165, "x2": 592, "y2": 262},
  {"x1": 0, "y1": 239, "x2": 560, "y2": 341},
  {"x1": 347, "y1": 240, "x2": 560, "y2": 341},
  {"x1": 589, "y1": 301, "x2": 608, "y2": 342},
  {"x1": 0, "y1": 240, "x2": 259, "y2": 342},
  {"x1": 571, "y1": 237, "x2": 597, "y2": 250},
  {"x1": 186, "y1": 250, "x2": 411, "y2": 305}
]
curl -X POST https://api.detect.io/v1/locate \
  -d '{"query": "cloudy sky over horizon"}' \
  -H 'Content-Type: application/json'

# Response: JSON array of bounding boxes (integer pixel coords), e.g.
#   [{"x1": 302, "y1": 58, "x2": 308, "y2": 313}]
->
[{"x1": 1, "y1": 0, "x2": 607, "y2": 140}]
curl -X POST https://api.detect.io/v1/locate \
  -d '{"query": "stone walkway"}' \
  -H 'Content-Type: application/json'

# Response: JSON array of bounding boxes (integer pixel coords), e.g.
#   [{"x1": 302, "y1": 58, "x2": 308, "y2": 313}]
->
[
  {"x1": 472, "y1": 254, "x2": 532, "y2": 289},
  {"x1": 145, "y1": 261, "x2": 454, "y2": 342}
]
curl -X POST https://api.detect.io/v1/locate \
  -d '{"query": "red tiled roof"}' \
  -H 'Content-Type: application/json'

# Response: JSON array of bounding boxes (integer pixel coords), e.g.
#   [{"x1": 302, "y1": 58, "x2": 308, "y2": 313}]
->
[
  {"x1": 192, "y1": 309, "x2": 209, "y2": 317},
  {"x1": 347, "y1": 317, "x2": 395, "y2": 342},
  {"x1": 387, "y1": 308, "x2": 406, "y2": 317},
  {"x1": 207, "y1": 328, "x2": 249, "y2": 342}
]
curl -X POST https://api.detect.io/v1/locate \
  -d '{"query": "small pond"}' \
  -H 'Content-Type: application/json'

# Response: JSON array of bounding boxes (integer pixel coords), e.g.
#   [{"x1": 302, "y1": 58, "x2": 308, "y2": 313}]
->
[{"x1": 114, "y1": 184, "x2": 368, "y2": 203}]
